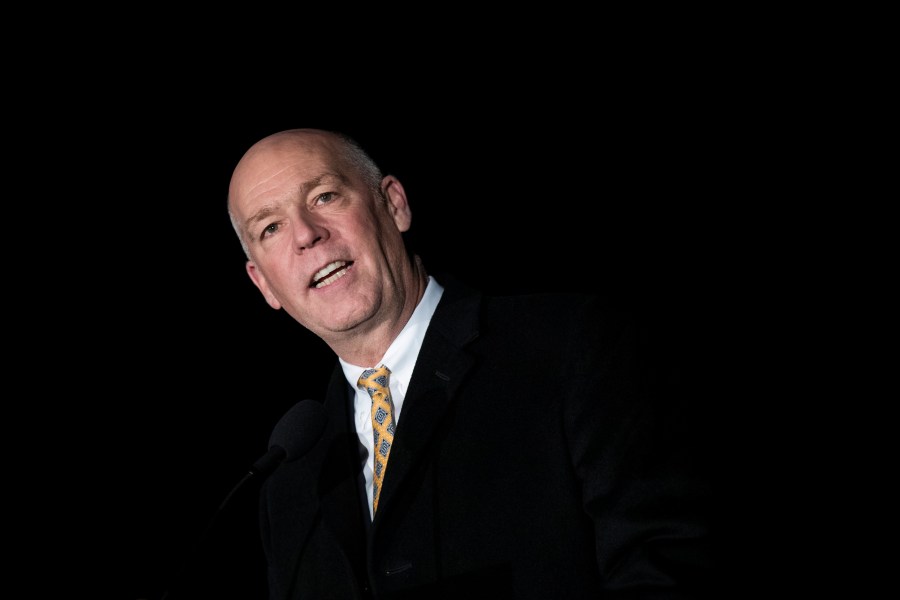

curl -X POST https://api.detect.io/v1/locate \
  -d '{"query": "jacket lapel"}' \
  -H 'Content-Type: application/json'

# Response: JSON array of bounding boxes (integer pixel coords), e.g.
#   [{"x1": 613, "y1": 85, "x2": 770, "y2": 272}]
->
[
  {"x1": 317, "y1": 368, "x2": 369, "y2": 565},
  {"x1": 373, "y1": 281, "x2": 482, "y2": 521}
]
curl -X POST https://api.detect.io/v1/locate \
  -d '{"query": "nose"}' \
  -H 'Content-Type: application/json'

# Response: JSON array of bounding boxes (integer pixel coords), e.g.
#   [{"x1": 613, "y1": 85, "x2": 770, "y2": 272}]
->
[{"x1": 291, "y1": 214, "x2": 327, "y2": 252}]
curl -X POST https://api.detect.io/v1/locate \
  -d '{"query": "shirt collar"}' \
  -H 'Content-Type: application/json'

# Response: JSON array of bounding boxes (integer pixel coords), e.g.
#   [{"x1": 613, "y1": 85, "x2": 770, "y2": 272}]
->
[{"x1": 340, "y1": 275, "x2": 444, "y2": 389}]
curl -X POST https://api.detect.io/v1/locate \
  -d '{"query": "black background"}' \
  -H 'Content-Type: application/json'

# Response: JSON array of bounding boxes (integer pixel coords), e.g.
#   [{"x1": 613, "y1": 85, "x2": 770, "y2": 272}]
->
[{"x1": 41, "y1": 93, "x2": 750, "y2": 599}]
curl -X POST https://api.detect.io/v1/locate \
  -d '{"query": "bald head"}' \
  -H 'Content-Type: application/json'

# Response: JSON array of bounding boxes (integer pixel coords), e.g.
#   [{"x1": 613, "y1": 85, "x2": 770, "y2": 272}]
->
[{"x1": 228, "y1": 129, "x2": 383, "y2": 257}]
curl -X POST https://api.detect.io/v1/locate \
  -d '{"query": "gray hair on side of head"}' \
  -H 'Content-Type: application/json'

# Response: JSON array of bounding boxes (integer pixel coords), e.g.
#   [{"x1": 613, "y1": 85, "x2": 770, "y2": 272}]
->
[
  {"x1": 334, "y1": 131, "x2": 384, "y2": 194},
  {"x1": 229, "y1": 210, "x2": 252, "y2": 259},
  {"x1": 227, "y1": 129, "x2": 385, "y2": 260}
]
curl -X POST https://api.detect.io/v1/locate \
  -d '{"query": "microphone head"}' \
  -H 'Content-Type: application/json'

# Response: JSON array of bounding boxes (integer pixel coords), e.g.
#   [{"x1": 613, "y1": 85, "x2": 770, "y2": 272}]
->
[{"x1": 268, "y1": 399, "x2": 327, "y2": 462}]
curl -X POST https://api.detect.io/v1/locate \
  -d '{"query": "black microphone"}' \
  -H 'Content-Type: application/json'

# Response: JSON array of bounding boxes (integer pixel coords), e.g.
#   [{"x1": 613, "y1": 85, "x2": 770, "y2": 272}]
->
[
  {"x1": 159, "y1": 399, "x2": 327, "y2": 600},
  {"x1": 217, "y1": 399, "x2": 327, "y2": 509},
  {"x1": 250, "y1": 399, "x2": 328, "y2": 476}
]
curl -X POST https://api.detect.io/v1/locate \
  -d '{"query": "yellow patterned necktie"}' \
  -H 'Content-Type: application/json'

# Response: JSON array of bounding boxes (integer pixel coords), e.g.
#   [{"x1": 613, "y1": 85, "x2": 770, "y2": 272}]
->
[{"x1": 358, "y1": 365, "x2": 395, "y2": 514}]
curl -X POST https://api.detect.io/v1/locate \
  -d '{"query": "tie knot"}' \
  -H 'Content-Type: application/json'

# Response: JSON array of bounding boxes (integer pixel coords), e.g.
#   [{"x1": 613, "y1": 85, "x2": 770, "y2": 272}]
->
[{"x1": 359, "y1": 365, "x2": 391, "y2": 398}]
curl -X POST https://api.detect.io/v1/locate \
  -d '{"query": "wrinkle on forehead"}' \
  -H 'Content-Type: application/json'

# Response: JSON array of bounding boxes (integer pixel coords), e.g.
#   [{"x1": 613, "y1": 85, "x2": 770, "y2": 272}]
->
[
  {"x1": 241, "y1": 172, "x2": 349, "y2": 233},
  {"x1": 229, "y1": 130, "x2": 342, "y2": 211}
]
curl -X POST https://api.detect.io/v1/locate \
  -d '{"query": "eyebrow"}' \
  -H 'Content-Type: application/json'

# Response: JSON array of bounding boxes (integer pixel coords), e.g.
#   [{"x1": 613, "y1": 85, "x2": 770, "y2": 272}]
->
[{"x1": 243, "y1": 172, "x2": 346, "y2": 232}]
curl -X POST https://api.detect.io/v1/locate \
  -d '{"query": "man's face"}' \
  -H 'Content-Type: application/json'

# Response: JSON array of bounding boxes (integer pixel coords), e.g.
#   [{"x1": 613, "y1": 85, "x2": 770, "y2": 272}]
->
[{"x1": 228, "y1": 132, "x2": 412, "y2": 344}]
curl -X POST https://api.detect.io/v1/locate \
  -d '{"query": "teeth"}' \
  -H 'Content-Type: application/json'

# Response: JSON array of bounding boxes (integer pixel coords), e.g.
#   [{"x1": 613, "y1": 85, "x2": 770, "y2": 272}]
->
[
  {"x1": 312, "y1": 261, "x2": 349, "y2": 288},
  {"x1": 314, "y1": 269, "x2": 348, "y2": 288}
]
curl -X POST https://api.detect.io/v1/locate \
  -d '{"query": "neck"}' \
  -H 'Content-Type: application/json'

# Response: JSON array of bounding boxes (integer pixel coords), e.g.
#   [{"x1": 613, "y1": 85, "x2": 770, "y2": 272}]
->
[{"x1": 332, "y1": 255, "x2": 428, "y2": 366}]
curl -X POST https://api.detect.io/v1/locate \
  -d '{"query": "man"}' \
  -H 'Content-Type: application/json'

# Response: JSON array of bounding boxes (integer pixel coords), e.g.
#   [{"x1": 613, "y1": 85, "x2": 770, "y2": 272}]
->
[{"x1": 227, "y1": 128, "x2": 714, "y2": 599}]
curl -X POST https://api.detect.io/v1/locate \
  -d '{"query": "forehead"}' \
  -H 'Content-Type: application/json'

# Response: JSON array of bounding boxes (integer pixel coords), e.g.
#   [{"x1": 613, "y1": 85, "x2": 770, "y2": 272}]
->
[{"x1": 229, "y1": 135, "x2": 345, "y2": 209}]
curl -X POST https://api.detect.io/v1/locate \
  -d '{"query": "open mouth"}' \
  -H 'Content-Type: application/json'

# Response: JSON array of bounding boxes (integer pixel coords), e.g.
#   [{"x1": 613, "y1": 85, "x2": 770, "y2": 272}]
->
[{"x1": 311, "y1": 260, "x2": 353, "y2": 289}]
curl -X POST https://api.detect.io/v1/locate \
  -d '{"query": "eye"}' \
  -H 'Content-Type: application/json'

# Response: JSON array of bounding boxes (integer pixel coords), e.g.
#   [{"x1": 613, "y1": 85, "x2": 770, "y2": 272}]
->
[
  {"x1": 314, "y1": 191, "x2": 335, "y2": 205},
  {"x1": 261, "y1": 222, "x2": 279, "y2": 239}
]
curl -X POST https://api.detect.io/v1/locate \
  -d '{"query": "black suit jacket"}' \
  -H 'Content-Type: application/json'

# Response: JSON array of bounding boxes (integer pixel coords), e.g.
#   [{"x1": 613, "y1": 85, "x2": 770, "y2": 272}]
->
[{"x1": 259, "y1": 275, "x2": 714, "y2": 599}]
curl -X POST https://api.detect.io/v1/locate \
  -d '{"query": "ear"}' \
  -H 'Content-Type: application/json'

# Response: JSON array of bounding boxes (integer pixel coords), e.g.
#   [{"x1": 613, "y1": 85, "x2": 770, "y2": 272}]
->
[
  {"x1": 246, "y1": 261, "x2": 283, "y2": 310},
  {"x1": 381, "y1": 175, "x2": 412, "y2": 233}
]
